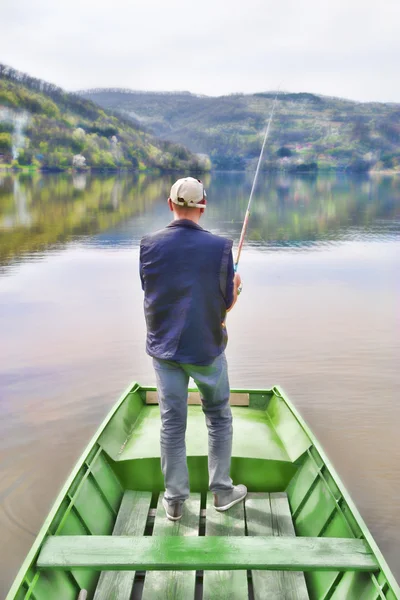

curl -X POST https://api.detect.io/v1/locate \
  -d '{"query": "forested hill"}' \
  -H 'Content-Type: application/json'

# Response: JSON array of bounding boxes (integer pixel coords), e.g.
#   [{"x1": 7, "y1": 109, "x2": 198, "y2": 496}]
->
[
  {"x1": 80, "y1": 88, "x2": 400, "y2": 172},
  {"x1": 0, "y1": 64, "x2": 208, "y2": 171}
]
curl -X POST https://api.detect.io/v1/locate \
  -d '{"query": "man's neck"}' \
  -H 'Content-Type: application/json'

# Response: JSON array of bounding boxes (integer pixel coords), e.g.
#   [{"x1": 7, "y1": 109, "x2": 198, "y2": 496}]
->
[{"x1": 173, "y1": 211, "x2": 201, "y2": 224}]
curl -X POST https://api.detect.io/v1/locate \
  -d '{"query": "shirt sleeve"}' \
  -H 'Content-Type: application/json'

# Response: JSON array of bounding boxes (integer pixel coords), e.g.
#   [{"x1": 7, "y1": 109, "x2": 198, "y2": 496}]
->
[{"x1": 224, "y1": 252, "x2": 235, "y2": 309}]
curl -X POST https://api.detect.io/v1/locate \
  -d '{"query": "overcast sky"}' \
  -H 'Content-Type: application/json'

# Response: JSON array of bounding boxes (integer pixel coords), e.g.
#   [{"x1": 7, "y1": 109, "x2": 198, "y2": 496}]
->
[{"x1": 1, "y1": 0, "x2": 399, "y2": 102}]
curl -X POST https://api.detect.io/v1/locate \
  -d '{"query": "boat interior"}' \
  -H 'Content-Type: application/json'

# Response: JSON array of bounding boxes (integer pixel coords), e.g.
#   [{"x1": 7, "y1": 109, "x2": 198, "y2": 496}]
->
[{"x1": 14, "y1": 386, "x2": 398, "y2": 600}]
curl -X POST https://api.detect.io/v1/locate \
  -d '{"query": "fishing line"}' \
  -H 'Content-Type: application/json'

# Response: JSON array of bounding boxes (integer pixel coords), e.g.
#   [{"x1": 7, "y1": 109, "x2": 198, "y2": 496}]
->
[{"x1": 234, "y1": 91, "x2": 280, "y2": 272}]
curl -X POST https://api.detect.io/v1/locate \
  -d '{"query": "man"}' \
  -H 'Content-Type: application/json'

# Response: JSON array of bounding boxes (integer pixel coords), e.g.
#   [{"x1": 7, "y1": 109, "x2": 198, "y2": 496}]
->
[{"x1": 140, "y1": 176, "x2": 246, "y2": 521}]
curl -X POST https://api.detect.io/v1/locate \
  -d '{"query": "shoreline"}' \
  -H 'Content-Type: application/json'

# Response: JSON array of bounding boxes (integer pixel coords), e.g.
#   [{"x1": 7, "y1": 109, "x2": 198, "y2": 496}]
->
[{"x1": 0, "y1": 165, "x2": 399, "y2": 176}]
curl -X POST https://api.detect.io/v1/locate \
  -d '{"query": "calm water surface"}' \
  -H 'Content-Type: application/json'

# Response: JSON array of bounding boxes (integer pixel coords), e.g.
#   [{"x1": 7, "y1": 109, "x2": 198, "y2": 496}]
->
[{"x1": 0, "y1": 171, "x2": 399, "y2": 594}]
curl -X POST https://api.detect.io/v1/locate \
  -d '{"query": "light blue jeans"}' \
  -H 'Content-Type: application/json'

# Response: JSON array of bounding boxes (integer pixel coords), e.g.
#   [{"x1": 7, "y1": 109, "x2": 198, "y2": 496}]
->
[{"x1": 153, "y1": 352, "x2": 234, "y2": 503}]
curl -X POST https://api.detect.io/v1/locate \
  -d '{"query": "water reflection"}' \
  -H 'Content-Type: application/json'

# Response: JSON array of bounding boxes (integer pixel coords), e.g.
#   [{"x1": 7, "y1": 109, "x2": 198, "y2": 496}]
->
[
  {"x1": 0, "y1": 172, "x2": 173, "y2": 266},
  {"x1": 207, "y1": 172, "x2": 400, "y2": 245},
  {"x1": 1, "y1": 172, "x2": 399, "y2": 269}
]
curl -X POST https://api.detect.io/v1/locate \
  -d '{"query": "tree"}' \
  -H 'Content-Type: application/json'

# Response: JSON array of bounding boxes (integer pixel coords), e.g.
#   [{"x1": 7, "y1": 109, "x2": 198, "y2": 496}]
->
[
  {"x1": 0, "y1": 88, "x2": 19, "y2": 107},
  {"x1": 0, "y1": 132, "x2": 12, "y2": 152},
  {"x1": 17, "y1": 149, "x2": 34, "y2": 165},
  {"x1": 276, "y1": 146, "x2": 292, "y2": 158},
  {"x1": 0, "y1": 122, "x2": 14, "y2": 134}
]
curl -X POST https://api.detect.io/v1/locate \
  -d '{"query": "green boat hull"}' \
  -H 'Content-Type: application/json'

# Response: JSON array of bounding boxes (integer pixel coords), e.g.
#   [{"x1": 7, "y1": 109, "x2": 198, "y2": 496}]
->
[{"x1": 7, "y1": 384, "x2": 400, "y2": 599}]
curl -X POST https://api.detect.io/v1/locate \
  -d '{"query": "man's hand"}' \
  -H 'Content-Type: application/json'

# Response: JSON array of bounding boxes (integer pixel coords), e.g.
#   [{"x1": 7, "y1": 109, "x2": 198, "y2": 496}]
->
[
  {"x1": 234, "y1": 272, "x2": 242, "y2": 293},
  {"x1": 227, "y1": 272, "x2": 242, "y2": 313}
]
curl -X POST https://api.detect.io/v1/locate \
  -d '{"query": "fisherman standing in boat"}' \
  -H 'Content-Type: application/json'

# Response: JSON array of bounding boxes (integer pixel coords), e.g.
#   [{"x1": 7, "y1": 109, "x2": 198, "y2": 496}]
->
[{"x1": 140, "y1": 177, "x2": 246, "y2": 520}]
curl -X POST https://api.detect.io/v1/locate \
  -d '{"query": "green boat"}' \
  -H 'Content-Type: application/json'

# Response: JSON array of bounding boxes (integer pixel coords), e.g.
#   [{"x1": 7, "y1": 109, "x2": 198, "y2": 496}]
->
[{"x1": 7, "y1": 383, "x2": 400, "y2": 600}]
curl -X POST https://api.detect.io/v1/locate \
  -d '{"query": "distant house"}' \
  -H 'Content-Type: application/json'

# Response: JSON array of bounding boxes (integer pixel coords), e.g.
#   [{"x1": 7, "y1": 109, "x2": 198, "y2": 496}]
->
[{"x1": 73, "y1": 154, "x2": 86, "y2": 169}]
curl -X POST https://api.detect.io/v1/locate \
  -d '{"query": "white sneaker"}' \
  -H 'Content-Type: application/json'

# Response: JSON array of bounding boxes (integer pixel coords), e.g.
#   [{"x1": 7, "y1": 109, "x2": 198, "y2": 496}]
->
[
  {"x1": 213, "y1": 484, "x2": 248, "y2": 511},
  {"x1": 162, "y1": 497, "x2": 184, "y2": 521}
]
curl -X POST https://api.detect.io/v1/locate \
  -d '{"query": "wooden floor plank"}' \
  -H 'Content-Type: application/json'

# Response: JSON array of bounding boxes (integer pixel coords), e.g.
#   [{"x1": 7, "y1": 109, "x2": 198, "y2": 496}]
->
[
  {"x1": 141, "y1": 494, "x2": 201, "y2": 600},
  {"x1": 93, "y1": 491, "x2": 151, "y2": 600},
  {"x1": 246, "y1": 492, "x2": 309, "y2": 600},
  {"x1": 203, "y1": 492, "x2": 248, "y2": 600},
  {"x1": 270, "y1": 492, "x2": 310, "y2": 598}
]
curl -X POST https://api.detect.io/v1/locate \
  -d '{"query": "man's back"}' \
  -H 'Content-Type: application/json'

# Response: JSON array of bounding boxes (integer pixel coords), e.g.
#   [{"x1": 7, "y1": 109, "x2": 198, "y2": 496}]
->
[{"x1": 140, "y1": 219, "x2": 233, "y2": 365}]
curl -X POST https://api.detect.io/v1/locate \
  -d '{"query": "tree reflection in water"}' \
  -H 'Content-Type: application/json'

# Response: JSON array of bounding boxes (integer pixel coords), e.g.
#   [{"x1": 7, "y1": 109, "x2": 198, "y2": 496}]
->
[{"x1": 0, "y1": 171, "x2": 399, "y2": 267}]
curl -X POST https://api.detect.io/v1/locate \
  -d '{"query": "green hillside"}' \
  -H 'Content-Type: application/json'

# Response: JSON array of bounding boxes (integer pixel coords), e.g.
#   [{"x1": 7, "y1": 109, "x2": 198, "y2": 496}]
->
[
  {"x1": 80, "y1": 88, "x2": 400, "y2": 172},
  {"x1": 0, "y1": 65, "x2": 209, "y2": 172}
]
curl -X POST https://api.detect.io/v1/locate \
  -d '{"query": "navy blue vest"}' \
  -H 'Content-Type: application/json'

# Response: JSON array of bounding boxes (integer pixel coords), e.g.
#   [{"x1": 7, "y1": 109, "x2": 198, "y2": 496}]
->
[{"x1": 140, "y1": 220, "x2": 233, "y2": 365}]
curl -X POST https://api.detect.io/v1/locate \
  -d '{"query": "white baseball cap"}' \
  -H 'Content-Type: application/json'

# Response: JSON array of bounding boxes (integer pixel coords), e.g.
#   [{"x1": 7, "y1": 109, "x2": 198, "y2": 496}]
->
[{"x1": 169, "y1": 177, "x2": 207, "y2": 209}]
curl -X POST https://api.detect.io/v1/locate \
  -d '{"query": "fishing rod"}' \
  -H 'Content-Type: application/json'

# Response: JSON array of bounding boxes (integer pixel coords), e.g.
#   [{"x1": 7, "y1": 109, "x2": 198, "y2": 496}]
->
[{"x1": 234, "y1": 92, "x2": 280, "y2": 272}]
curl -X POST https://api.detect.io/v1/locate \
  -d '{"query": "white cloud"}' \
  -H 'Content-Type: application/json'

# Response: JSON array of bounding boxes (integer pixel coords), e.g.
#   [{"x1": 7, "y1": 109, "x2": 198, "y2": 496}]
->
[{"x1": 0, "y1": 0, "x2": 399, "y2": 101}]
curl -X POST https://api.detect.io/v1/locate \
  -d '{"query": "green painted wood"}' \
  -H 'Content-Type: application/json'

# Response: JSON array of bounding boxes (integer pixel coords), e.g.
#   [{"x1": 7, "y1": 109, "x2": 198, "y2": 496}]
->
[
  {"x1": 93, "y1": 491, "x2": 151, "y2": 600},
  {"x1": 203, "y1": 492, "x2": 248, "y2": 600},
  {"x1": 270, "y1": 493, "x2": 310, "y2": 598},
  {"x1": 328, "y1": 571, "x2": 378, "y2": 599},
  {"x1": 245, "y1": 493, "x2": 309, "y2": 599},
  {"x1": 295, "y1": 478, "x2": 338, "y2": 537},
  {"x1": 266, "y1": 394, "x2": 312, "y2": 462},
  {"x1": 89, "y1": 453, "x2": 123, "y2": 513},
  {"x1": 37, "y1": 535, "x2": 378, "y2": 572},
  {"x1": 286, "y1": 454, "x2": 320, "y2": 515},
  {"x1": 118, "y1": 405, "x2": 291, "y2": 463},
  {"x1": 113, "y1": 455, "x2": 297, "y2": 496},
  {"x1": 286, "y1": 454, "x2": 341, "y2": 599},
  {"x1": 97, "y1": 390, "x2": 144, "y2": 461},
  {"x1": 22, "y1": 570, "x2": 77, "y2": 600},
  {"x1": 141, "y1": 494, "x2": 201, "y2": 600}
]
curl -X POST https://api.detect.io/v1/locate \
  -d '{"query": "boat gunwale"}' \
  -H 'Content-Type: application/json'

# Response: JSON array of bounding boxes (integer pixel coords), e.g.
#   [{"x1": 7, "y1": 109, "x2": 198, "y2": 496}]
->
[
  {"x1": 6, "y1": 380, "x2": 141, "y2": 600},
  {"x1": 6, "y1": 383, "x2": 400, "y2": 599},
  {"x1": 272, "y1": 384, "x2": 400, "y2": 598}
]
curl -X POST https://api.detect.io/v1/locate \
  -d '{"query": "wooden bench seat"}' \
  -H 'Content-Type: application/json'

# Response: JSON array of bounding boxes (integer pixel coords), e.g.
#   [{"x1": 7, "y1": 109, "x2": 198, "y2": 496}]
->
[
  {"x1": 38, "y1": 535, "x2": 377, "y2": 572},
  {"x1": 146, "y1": 391, "x2": 249, "y2": 406}
]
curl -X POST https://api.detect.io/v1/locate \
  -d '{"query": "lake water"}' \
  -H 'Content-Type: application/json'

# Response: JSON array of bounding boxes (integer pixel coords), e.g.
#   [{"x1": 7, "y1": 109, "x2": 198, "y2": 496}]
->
[{"x1": 0, "y1": 170, "x2": 399, "y2": 595}]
